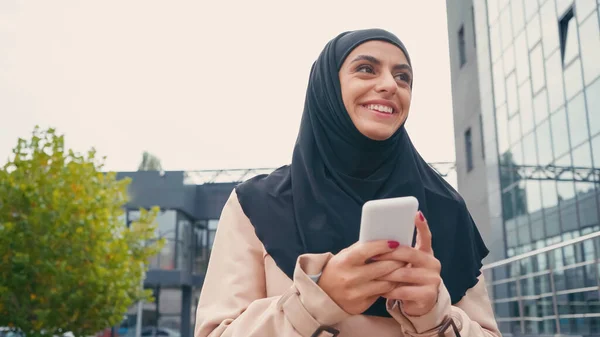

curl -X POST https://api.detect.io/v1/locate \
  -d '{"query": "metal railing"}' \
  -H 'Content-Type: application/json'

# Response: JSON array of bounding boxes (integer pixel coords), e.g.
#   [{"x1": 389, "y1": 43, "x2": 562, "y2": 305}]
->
[{"x1": 481, "y1": 230, "x2": 600, "y2": 336}]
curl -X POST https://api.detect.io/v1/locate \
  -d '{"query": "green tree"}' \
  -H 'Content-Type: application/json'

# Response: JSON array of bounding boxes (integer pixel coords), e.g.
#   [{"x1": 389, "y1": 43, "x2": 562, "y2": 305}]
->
[
  {"x1": 0, "y1": 127, "x2": 164, "y2": 337},
  {"x1": 137, "y1": 151, "x2": 162, "y2": 171}
]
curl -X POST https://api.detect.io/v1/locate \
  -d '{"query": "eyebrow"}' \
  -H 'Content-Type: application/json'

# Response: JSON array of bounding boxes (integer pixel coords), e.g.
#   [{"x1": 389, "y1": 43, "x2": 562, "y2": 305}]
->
[{"x1": 351, "y1": 54, "x2": 413, "y2": 76}]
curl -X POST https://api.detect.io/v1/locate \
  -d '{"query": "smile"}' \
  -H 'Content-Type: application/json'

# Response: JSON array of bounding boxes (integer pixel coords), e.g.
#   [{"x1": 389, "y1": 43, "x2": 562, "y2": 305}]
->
[{"x1": 363, "y1": 104, "x2": 394, "y2": 114}]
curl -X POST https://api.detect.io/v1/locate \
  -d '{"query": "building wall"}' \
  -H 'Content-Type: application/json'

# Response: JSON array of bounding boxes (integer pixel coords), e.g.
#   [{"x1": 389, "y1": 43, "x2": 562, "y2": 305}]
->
[
  {"x1": 448, "y1": 0, "x2": 600, "y2": 335},
  {"x1": 483, "y1": 0, "x2": 600, "y2": 251},
  {"x1": 446, "y1": 0, "x2": 498, "y2": 262}
]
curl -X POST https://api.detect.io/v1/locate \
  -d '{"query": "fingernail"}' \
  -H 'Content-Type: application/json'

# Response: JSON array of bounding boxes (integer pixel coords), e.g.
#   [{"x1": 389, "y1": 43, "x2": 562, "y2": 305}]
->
[
  {"x1": 419, "y1": 211, "x2": 425, "y2": 222},
  {"x1": 388, "y1": 241, "x2": 399, "y2": 249}
]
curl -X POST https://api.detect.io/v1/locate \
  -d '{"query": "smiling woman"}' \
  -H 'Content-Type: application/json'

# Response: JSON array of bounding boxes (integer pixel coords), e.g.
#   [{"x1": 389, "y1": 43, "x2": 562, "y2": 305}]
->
[{"x1": 194, "y1": 28, "x2": 500, "y2": 337}]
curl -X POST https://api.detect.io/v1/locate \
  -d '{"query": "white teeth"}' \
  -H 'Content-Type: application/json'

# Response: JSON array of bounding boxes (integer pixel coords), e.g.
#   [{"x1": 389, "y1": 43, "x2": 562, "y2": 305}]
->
[{"x1": 365, "y1": 104, "x2": 394, "y2": 114}]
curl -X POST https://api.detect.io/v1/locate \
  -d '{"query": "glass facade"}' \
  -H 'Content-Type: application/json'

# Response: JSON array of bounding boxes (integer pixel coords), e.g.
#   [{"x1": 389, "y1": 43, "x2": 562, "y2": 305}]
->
[
  {"x1": 121, "y1": 208, "x2": 219, "y2": 336},
  {"x1": 472, "y1": 0, "x2": 600, "y2": 335}
]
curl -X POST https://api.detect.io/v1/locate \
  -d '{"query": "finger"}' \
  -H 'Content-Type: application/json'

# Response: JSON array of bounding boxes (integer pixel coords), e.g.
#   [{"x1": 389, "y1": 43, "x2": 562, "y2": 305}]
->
[
  {"x1": 346, "y1": 240, "x2": 400, "y2": 266},
  {"x1": 374, "y1": 246, "x2": 441, "y2": 270},
  {"x1": 376, "y1": 267, "x2": 440, "y2": 285},
  {"x1": 383, "y1": 285, "x2": 438, "y2": 302},
  {"x1": 358, "y1": 260, "x2": 406, "y2": 282},
  {"x1": 355, "y1": 279, "x2": 397, "y2": 298},
  {"x1": 415, "y1": 211, "x2": 432, "y2": 253}
]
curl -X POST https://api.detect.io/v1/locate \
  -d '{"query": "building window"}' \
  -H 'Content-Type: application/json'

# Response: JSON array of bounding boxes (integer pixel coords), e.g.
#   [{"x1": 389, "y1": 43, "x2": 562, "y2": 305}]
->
[
  {"x1": 559, "y1": 7, "x2": 576, "y2": 65},
  {"x1": 459, "y1": 25, "x2": 467, "y2": 67},
  {"x1": 471, "y1": 6, "x2": 477, "y2": 47},
  {"x1": 465, "y1": 128, "x2": 473, "y2": 172},
  {"x1": 479, "y1": 114, "x2": 485, "y2": 159}
]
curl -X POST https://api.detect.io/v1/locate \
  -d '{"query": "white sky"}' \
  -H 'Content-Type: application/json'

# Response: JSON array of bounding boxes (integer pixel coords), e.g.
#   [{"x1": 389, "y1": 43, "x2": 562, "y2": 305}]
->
[{"x1": 0, "y1": 0, "x2": 457, "y2": 186}]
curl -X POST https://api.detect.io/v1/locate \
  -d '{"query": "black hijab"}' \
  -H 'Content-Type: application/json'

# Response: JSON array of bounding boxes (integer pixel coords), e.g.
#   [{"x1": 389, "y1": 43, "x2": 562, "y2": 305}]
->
[{"x1": 235, "y1": 28, "x2": 489, "y2": 318}]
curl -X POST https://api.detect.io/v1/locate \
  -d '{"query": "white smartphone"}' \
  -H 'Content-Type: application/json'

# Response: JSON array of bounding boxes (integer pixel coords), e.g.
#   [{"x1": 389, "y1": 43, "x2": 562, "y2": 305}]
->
[{"x1": 358, "y1": 196, "x2": 419, "y2": 247}]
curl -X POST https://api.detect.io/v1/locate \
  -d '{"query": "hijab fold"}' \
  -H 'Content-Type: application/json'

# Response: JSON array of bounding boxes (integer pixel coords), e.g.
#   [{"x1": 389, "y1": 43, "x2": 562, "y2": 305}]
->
[{"x1": 236, "y1": 28, "x2": 489, "y2": 317}]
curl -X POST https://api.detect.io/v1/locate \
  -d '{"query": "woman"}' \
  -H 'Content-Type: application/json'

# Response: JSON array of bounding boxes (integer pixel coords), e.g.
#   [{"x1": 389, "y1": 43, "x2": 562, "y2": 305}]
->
[{"x1": 194, "y1": 28, "x2": 500, "y2": 337}]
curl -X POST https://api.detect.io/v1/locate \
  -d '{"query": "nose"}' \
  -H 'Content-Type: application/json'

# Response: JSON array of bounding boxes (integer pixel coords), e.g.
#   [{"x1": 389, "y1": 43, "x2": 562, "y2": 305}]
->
[{"x1": 374, "y1": 71, "x2": 398, "y2": 96}]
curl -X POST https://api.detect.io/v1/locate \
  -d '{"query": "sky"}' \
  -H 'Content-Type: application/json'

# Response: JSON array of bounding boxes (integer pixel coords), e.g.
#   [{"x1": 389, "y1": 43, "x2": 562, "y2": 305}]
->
[{"x1": 0, "y1": 0, "x2": 457, "y2": 186}]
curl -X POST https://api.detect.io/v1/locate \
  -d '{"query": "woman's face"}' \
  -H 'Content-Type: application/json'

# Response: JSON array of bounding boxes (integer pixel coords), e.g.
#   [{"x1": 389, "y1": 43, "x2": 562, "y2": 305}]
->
[{"x1": 339, "y1": 40, "x2": 413, "y2": 141}]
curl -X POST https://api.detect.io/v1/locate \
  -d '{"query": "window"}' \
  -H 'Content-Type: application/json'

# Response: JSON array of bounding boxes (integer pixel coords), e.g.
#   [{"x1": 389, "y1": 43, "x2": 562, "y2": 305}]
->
[
  {"x1": 459, "y1": 25, "x2": 467, "y2": 67},
  {"x1": 559, "y1": 7, "x2": 578, "y2": 65},
  {"x1": 465, "y1": 128, "x2": 473, "y2": 172},
  {"x1": 471, "y1": 6, "x2": 477, "y2": 47},
  {"x1": 579, "y1": 12, "x2": 600, "y2": 85}
]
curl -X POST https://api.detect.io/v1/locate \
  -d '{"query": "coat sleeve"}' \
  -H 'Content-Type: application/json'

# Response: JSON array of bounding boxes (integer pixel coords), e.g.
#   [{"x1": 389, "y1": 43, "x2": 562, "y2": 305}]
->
[
  {"x1": 194, "y1": 190, "x2": 350, "y2": 337},
  {"x1": 387, "y1": 276, "x2": 502, "y2": 337}
]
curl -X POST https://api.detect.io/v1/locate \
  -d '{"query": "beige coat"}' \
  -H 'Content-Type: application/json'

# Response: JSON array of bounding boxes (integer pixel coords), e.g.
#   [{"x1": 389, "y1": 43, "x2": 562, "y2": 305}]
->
[{"x1": 194, "y1": 191, "x2": 501, "y2": 337}]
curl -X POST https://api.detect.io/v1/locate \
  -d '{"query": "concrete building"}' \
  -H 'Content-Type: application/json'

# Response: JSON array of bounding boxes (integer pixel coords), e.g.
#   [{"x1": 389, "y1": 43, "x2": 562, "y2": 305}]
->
[{"x1": 446, "y1": 0, "x2": 600, "y2": 335}]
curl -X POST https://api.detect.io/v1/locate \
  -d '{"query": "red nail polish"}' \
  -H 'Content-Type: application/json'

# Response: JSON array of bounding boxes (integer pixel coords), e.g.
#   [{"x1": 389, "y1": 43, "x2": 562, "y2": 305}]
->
[
  {"x1": 388, "y1": 240, "x2": 399, "y2": 249},
  {"x1": 419, "y1": 211, "x2": 425, "y2": 222}
]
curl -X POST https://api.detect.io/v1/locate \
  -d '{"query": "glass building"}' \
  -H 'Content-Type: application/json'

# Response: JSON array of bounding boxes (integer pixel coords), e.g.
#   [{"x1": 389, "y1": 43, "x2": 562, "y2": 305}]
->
[
  {"x1": 446, "y1": 0, "x2": 600, "y2": 336},
  {"x1": 105, "y1": 169, "x2": 272, "y2": 337}
]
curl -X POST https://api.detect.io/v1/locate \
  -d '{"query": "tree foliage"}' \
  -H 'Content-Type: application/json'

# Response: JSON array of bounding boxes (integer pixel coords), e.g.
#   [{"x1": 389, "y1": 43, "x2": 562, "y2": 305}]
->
[
  {"x1": 137, "y1": 151, "x2": 162, "y2": 171},
  {"x1": 0, "y1": 127, "x2": 164, "y2": 337}
]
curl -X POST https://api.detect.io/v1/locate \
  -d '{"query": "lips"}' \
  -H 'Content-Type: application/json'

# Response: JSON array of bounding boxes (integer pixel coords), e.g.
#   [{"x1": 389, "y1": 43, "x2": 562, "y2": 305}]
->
[{"x1": 363, "y1": 104, "x2": 394, "y2": 114}]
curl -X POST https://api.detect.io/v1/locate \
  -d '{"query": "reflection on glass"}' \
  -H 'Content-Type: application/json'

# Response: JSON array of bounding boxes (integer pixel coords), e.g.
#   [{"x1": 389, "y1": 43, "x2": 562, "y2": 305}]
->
[
  {"x1": 501, "y1": 8, "x2": 513, "y2": 50},
  {"x1": 567, "y1": 92, "x2": 589, "y2": 148},
  {"x1": 522, "y1": 131, "x2": 537, "y2": 165},
  {"x1": 524, "y1": 0, "x2": 539, "y2": 24},
  {"x1": 512, "y1": 139, "x2": 524, "y2": 166},
  {"x1": 586, "y1": 78, "x2": 600, "y2": 136},
  {"x1": 572, "y1": 141, "x2": 593, "y2": 167},
  {"x1": 504, "y1": 46, "x2": 516, "y2": 76},
  {"x1": 490, "y1": 23, "x2": 503, "y2": 62},
  {"x1": 526, "y1": 180, "x2": 543, "y2": 213},
  {"x1": 545, "y1": 50, "x2": 565, "y2": 112},
  {"x1": 551, "y1": 108, "x2": 570, "y2": 158},
  {"x1": 530, "y1": 45, "x2": 546, "y2": 93},
  {"x1": 506, "y1": 227, "x2": 518, "y2": 248},
  {"x1": 527, "y1": 14, "x2": 542, "y2": 49},
  {"x1": 517, "y1": 217, "x2": 531, "y2": 245},
  {"x1": 575, "y1": 0, "x2": 598, "y2": 20},
  {"x1": 493, "y1": 61, "x2": 506, "y2": 106},
  {"x1": 564, "y1": 58, "x2": 584, "y2": 100},
  {"x1": 545, "y1": 209, "x2": 561, "y2": 237},
  {"x1": 511, "y1": 0, "x2": 526, "y2": 35},
  {"x1": 554, "y1": 154, "x2": 574, "y2": 225},
  {"x1": 488, "y1": 0, "x2": 500, "y2": 24},
  {"x1": 533, "y1": 89, "x2": 549, "y2": 125},
  {"x1": 557, "y1": 0, "x2": 576, "y2": 17},
  {"x1": 159, "y1": 289, "x2": 182, "y2": 315},
  {"x1": 577, "y1": 185, "x2": 599, "y2": 227},
  {"x1": 507, "y1": 73, "x2": 519, "y2": 115},
  {"x1": 515, "y1": 32, "x2": 530, "y2": 84},
  {"x1": 557, "y1": 180, "x2": 576, "y2": 205},
  {"x1": 519, "y1": 81, "x2": 534, "y2": 133},
  {"x1": 537, "y1": 120, "x2": 553, "y2": 165},
  {"x1": 541, "y1": 180, "x2": 559, "y2": 209},
  {"x1": 497, "y1": 105, "x2": 510, "y2": 153},
  {"x1": 500, "y1": 150, "x2": 519, "y2": 190},
  {"x1": 564, "y1": 11, "x2": 580, "y2": 65},
  {"x1": 579, "y1": 11, "x2": 600, "y2": 85},
  {"x1": 531, "y1": 215, "x2": 546, "y2": 240},
  {"x1": 541, "y1": 0, "x2": 560, "y2": 56}
]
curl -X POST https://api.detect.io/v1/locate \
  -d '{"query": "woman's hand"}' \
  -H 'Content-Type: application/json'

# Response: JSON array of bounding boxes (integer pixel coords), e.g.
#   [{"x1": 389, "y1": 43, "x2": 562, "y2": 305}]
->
[
  {"x1": 375, "y1": 212, "x2": 442, "y2": 317},
  {"x1": 317, "y1": 240, "x2": 404, "y2": 315}
]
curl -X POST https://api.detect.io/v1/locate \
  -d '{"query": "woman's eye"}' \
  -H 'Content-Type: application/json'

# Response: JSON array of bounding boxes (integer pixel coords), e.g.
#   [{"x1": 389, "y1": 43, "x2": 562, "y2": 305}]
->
[
  {"x1": 357, "y1": 65, "x2": 375, "y2": 74},
  {"x1": 395, "y1": 73, "x2": 411, "y2": 83}
]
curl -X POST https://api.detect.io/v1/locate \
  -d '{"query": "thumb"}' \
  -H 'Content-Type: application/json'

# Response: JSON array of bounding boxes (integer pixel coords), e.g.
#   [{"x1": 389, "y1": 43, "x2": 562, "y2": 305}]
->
[{"x1": 415, "y1": 211, "x2": 433, "y2": 253}]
